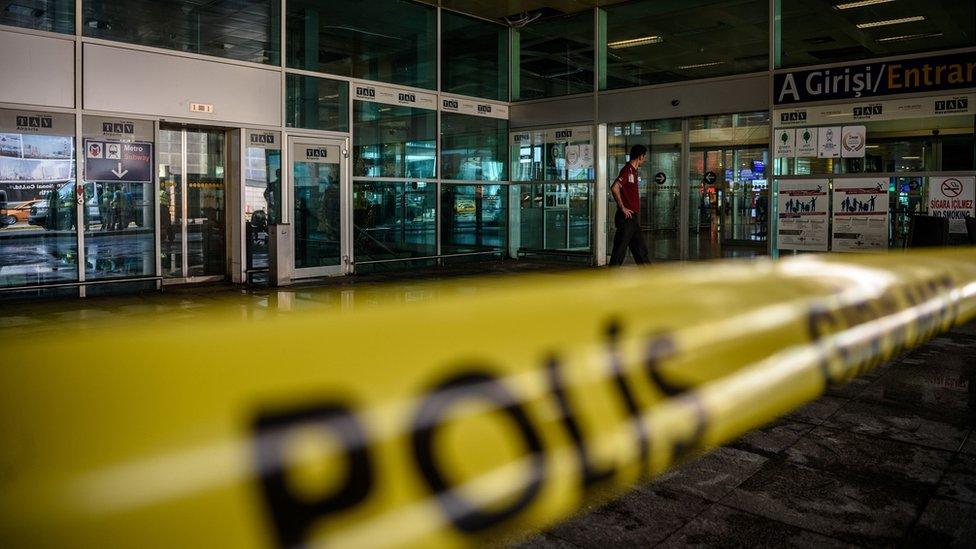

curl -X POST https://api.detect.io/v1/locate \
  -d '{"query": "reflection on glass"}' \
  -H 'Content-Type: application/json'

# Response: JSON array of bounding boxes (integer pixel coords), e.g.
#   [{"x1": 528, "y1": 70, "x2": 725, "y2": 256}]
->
[
  {"x1": 0, "y1": 123, "x2": 77, "y2": 287},
  {"x1": 519, "y1": 182, "x2": 592, "y2": 252},
  {"x1": 83, "y1": 0, "x2": 280, "y2": 64},
  {"x1": 245, "y1": 143, "x2": 281, "y2": 271},
  {"x1": 185, "y1": 129, "x2": 226, "y2": 277},
  {"x1": 0, "y1": 0, "x2": 73, "y2": 33},
  {"x1": 441, "y1": 113, "x2": 507, "y2": 181},
  {"x1": 515, "y1": 11, "x2": 594, "y2": 100},
  {"x1": 286, "y1": 0, "x2": 436, "y2": 89},
  {"x1": 441, "y1": 11, "x2": 508, "y2": 101},
  {"x1": 294, "y1": 160, "x2": 341, "y2": 269},
  {"x1": 83, "y1": 179, "x2": 155, "y2": 280},
  {"x1": 603, "y1": 0, "x2": 768, "y2": 89},
  {"x1": 353, "y1": 181, "x2": 436, "y2": 262},
  {"x1": 158, "y1": 129, "x2": 183, "y2": 278},
  {"x1": 285, "y1": 74, "x2": 350, "y2": 132},
  {"x1": 353, "y1": 102, "x2": 436, "y2": 179},
  {"x1": 440, "y1": 184, "x2": 507, "y2": 253}
]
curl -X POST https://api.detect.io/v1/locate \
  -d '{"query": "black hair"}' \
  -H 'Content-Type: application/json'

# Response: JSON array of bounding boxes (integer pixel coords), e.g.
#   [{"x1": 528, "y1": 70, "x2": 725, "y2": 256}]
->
[{"x1": 629, "y1": 144, "x2": 648, "y2": 160}]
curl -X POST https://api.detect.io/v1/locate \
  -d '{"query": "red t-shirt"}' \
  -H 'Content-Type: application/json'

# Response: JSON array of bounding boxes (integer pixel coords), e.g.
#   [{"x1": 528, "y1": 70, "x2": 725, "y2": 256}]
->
[{"x1": 613, "y1": 163, "x2": 640, "y2": 213}]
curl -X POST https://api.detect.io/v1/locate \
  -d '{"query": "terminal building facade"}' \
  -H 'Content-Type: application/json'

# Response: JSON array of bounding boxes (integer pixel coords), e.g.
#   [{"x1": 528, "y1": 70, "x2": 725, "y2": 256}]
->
[{"x1": 0, "y1": 0, "x2": 973, "y2": 297}]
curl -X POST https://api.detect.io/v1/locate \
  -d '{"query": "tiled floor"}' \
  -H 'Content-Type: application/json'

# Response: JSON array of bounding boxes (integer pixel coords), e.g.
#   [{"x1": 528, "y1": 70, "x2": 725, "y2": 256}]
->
[{"x1": 520, "y1": 324, "x2": 976, "y2": 548}]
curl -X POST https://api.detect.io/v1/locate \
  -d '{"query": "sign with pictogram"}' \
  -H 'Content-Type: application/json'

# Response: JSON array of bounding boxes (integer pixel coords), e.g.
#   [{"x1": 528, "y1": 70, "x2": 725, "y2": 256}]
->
[
  {"x1": 928, "y1": 176, "x2": 975, "y2": 234},
  {"x1": 84, "y1": 140, "x2": 153, "y2": 182}
]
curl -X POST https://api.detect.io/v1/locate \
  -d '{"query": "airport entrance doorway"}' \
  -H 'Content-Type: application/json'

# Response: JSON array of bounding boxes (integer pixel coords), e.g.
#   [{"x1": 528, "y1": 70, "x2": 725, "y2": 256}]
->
[
  {"x1": 289, "y1": 136, "x2": 349, "y2": 278},
  {"x1": 158, "y1": 125, "x2": 228, "y2": 282}
]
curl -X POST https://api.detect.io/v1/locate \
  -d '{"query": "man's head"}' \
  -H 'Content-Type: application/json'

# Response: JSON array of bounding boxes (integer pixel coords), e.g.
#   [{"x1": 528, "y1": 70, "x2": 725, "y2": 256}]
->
[{"x1": 629, "y1": 144, "x2": 648, "y2": 167}]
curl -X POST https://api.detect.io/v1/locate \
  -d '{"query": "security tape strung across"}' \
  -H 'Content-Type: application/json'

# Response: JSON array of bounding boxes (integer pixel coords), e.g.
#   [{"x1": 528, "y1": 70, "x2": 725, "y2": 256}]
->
[{"x1": 1, "y1": 249, "x2": 974, "y2": 548}]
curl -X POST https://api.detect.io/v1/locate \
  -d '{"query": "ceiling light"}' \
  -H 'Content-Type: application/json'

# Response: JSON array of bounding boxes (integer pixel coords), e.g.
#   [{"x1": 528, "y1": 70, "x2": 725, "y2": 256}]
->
[
  {"x1": 877, "y1": 32, "x2": 943, "y2": 42},
  {"x1": 677, "y1": 61, "x2": 724, "y2": 69},
  {"x1": 608, "y1": 36, "x2": 663, "y2": 49},
  {"x1": 901, "y1": 156, "x2": 921, "y2": 159},
  {"x1": 856, "y1": 16, "x2": 925, "y2": 29},
  {"x1": 834, "y1": 0, "x2": 895, "y2": 9}
]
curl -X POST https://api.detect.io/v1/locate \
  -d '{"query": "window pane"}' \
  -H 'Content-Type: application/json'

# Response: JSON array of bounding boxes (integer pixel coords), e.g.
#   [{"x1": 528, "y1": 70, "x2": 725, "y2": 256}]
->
[
  {"x1": 1, "y1": 0, "x2": 73, "y2": 33},
  {"x1": 353, "y1": 102, "x2": 436, "y2": 179},
  {"x1": 441, "y1": 113, "x2": 507, "y2": 181},
  {"x1": 82, "y1": 0, "x2": 280, "y2": 65},
  {"x1": 441, "y1": 11, "x2": 508, "y2": 101},
  {"x1": 285, "y1": 74, "x2": 350, "y2": 132},
  {"x1": 516, "y1": 11, "x2": 594, "y2": 100},
  {"x1": 286, "y1": 0, "x2": 436, "y2": 90},
  {"x1": 441, "y1": 184, "x2": 507, "y2": 253},
  {"x1": 0, "y1": 110, "x2": 77, "y2": 287},
  {"x1": 244, "y1": 131, "x2": 281, "y2": 271},
  {"x1": 353, "y1": 181, "x2": 436, "y2": 262},
  {"x1": 604, "y1": 0, "x2": 768, "y2": 89},
  {"x1": 778, "y1": 0, "x2": 975, "y2": 68}
]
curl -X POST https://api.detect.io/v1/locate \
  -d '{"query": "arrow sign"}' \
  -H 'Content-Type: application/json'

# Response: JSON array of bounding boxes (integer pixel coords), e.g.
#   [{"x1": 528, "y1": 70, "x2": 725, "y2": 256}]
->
[
  {"x1": 654, "y1": 172, "x2": 667, "y2": 185},
  {"x1": 111, "y1": 162, "x2": 129, "y2": 179},
  {"x1": 703, "y1": 171, "x2": 717, "y2": 185}
]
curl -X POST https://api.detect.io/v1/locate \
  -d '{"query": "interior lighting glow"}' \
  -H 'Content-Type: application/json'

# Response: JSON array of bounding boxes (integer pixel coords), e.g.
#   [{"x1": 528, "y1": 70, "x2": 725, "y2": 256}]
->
[
  {"x1": 677, "y1": 61, "x2": 724, "y2": 69},
  {"x1": 608, "y1": 35, "x2": 663, "y2": 49},
  {"x1": 856, "y1": 16, "x2": 925, "y2": 29},
  {"x1": 877, "y1": 32, "x2": 943, "y2": 42},
  {"x1": 834, "y1": 0, "x2": 895, "y2": 9}
]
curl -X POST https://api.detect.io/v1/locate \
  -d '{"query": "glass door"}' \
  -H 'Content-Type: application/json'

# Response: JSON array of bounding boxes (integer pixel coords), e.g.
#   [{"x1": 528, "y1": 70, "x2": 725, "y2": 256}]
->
[
  {"x1": 289, "y1": 136, "x2": 348, "y2": 278},
  {"x1": 159, "y1": 124, "x2": 228, "y2": 281}
]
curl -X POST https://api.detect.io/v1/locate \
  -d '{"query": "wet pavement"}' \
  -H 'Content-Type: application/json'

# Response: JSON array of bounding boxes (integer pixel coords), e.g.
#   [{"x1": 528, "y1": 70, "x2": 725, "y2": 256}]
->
[{"x1": 519, "y1": 323, "x2": 976, "y2": 548}]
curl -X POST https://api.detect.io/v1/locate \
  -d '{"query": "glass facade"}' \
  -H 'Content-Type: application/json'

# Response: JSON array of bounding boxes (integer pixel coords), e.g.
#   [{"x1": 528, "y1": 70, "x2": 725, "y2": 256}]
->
[
  {"x1": 286, "y1": 0, "x2": 437, "y2": 89},
  {"x1": 777, "y1": 0, "x2": 976, "y2": 68},
  {"x1": 244, "y1": 131, "x2": 281, "y2": 272},
  {"x1": 603, "y1": 0, "x2": 769, "y2": 89},
  {"x1": 353, "y1": 101, "x2": 436, "y2": 179},
  {"x1": 285, "y1": 74, "x2": 350, "y2": 132},
  {"x1": 0, "y1": 0, "x2": 73, "y2": 33},
  {"x1": 441, "y1": 184, "x2": 507, "y2": 253},
  {"x1": 353, "y1": 181, "x2": 436, "y2": 262},
  {"x1": 83, "y1": 0, "x2": 280, "y2": 65},
  {"x1": 441, "y1": 11, "x2": 509, "y2": 101},
  {"x1": 515, "y1": 11, "x2": 595, "y2": 100},
  {"x1": 440, "y1": 113, "x2": 507, "y2": 181}
]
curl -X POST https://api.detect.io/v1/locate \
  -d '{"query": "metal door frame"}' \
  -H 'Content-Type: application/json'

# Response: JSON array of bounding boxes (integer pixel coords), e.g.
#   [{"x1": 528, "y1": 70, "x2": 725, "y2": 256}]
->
[
  {"x1": 287, "y1": 135, "x2": 351, "y2": 279},
  {"x1": 160, "y1": 124, "x2": 229, "y2": 285}
]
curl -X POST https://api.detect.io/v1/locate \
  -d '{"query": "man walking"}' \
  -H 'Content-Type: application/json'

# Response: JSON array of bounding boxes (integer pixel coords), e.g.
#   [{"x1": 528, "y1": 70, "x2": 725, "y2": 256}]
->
[{"x1": 609, "y1": 144, "x2": 650, "y2": 266}]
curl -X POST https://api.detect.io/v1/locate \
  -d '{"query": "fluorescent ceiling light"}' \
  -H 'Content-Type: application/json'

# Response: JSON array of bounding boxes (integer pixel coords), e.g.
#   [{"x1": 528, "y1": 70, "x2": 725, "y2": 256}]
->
[
  {"x1": 901, "y1": 156, "x2": 921, "y2": 159},
  {"x1": 856, "y1": 16, "x2": 925, "y2": 29},
  {"x1": 835, "y1": 0, "x2": 895, "y2": 9},
  {"x1": 608, "y1": 36, "x2": 663, "y2": 49},
  {"x1": 677, "y1": 61, "x2": 724, "y2": 69},
  {"x1": 877, "y1": 32, "x2": 943, "y2": 42}
]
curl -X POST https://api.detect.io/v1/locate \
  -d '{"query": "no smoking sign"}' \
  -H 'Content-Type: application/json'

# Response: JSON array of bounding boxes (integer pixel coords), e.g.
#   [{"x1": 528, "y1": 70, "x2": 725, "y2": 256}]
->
[{"x1": 941, "y1": 178, "x2": 963, "y2": 198}]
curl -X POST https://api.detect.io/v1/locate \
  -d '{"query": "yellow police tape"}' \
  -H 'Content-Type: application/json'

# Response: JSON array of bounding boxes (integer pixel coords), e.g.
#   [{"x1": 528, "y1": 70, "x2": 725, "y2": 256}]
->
[{"x1": 1, "y1": 248, "x2": 975, "y2": 548}]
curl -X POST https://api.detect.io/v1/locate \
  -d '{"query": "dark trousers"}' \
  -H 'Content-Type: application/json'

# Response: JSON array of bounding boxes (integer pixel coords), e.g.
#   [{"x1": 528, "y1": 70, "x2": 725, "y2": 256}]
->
[{"x1": 609, "y1": 210, "x2": 650, "y2": 266}]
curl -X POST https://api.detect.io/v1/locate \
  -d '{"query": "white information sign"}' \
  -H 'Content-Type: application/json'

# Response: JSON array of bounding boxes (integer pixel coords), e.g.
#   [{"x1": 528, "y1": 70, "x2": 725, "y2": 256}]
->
[
  {"x1": 817, "y1": 127, "x2": 842, "y2": 158},
  {"x1": 440, "y1": 96, "x2": 509, "y2": 119},
  {"x1": 928, "y1": 176, "x2": 975, "y2": 234},
  {"x1": 795, "y1": 128, "x2": 817, "y2": 157},
  {"x1": 774, "y1": 128, "x2": 795, "y2": 158},
  {"x1": 777, "y1": 179, "x2": 829, "y2": 251},
  {"x1": 774, "y1": 93, "x2": 976, "y2": 128},
  {"x1": 840, "y1": 125, "x2": 866, "y2": 158},
  {"x1": 352, "y1": 83, "x2": 437, "y2": 110},
  {"x1": 832, "y1": 178, "x2": 890, "y2": 252}
]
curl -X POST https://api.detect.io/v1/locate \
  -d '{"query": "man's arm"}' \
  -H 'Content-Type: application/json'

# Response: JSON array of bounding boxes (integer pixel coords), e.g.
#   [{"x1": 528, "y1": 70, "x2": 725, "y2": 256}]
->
[{"x1": 610, "y1": 178, "x2": 634, "y2": 219}]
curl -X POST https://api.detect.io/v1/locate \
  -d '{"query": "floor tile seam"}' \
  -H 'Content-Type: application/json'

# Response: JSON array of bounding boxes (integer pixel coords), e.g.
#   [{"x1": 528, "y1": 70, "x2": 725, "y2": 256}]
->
[
  {"x1": 709, "y1": 500, "x2": 872, "y2": 548},
  {"x1": 815, "y1": 420, "x2": 966, "y2": 454}
]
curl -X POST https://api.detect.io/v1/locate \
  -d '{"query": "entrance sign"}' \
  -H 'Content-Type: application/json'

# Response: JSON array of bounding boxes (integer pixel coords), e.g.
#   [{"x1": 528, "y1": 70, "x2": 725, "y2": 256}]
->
[
  {"x1": 774, "y1": 50, "x2": 976, "y2": 105},
  {"x1": 832, "y1": 178, "x2": 889, "y2": 252},
  {"x1": 777, "y1": 179, "x2": 828, "y2": 252},
  {"x1": 817, "y1": 127, "x2": 841, "y2": 158},
  {"x1": 840, "y1": 126, "x2": 866, "y2": 158},
  {"x1": 353, "y1": 84, "x2": 437, "y2": 110},
  {"x1": 775, "y1": 128, "x2": 795, "y2": 157},
  {"x1": 774, "y1": 93, "x2": 976, "y2": 128},
  {"x1": 84, "y1": 140, "x2": 153, "y2": 182},
  {"x1": 654, "y1": 172, "x2": 667, "y2": 185},
  {"x1": 928, "y1": 176, "x2": 975, "y2": 234}
]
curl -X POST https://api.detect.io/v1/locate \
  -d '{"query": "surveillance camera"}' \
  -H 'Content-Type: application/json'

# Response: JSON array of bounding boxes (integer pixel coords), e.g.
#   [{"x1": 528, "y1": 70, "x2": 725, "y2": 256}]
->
[
  {"x1": 932, "y1": 129, "x2": 940, "y2": 136},
  {"x1": 671, "y1": 99, "x2": 680, "y2": 107}
]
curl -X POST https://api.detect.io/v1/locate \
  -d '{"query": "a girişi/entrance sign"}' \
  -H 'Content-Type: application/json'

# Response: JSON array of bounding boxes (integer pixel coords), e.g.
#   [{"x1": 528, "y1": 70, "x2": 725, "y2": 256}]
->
[{"x1": 1, "y1": 249, "x2": 975, "y2": 547}]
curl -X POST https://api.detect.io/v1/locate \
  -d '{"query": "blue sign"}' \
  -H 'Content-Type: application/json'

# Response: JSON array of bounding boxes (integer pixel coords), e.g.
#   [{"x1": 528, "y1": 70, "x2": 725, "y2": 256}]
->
[
  {"x1": 752, "y1": 160, "x2": 765, "y2": 176},
  {"x1": 85, "y1": 140, "x2": 153, "y2": 182}
]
